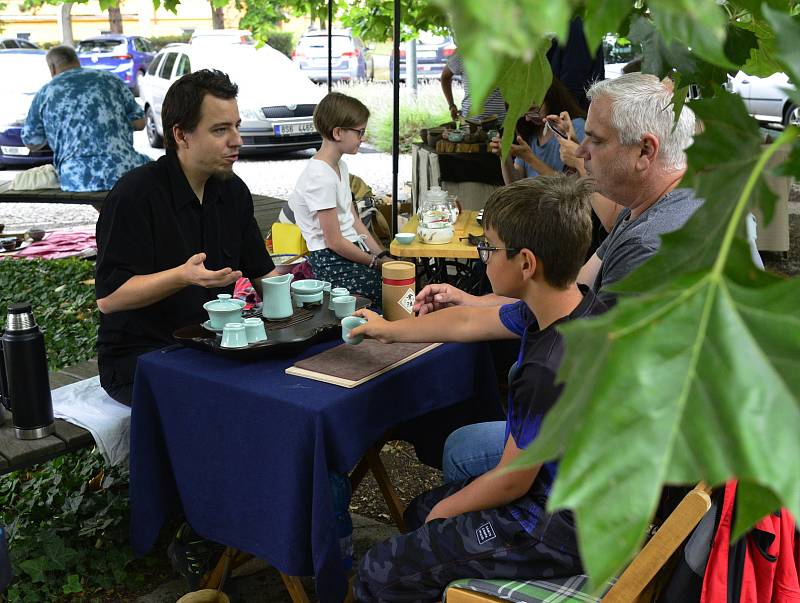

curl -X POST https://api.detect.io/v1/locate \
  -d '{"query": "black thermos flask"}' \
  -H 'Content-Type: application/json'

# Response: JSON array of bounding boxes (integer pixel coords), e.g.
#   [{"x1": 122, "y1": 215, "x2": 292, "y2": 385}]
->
[{"x1": 0, "y1": 303, "x2": 54, "y2": 440}]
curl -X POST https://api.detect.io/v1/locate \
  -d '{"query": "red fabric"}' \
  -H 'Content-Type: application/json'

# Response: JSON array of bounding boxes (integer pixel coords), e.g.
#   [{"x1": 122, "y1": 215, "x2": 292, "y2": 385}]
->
[
  {"x1": 17, "y1": 230, "x2": 96, "y2": 259},
  {"x1": 701, "y1": 481, "x2": 800, "y2": 603}
]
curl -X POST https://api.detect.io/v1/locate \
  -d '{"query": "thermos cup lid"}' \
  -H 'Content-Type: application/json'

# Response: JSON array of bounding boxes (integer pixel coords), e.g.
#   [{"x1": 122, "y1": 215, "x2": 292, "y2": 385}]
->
[{"x1": 8, "y1": 303, "x2": 32, "y2": 314}]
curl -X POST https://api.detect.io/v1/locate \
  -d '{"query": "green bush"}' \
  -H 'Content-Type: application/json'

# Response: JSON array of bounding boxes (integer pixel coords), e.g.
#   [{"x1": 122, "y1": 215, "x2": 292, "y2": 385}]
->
[
  {"x1": 371, "y1": 103, "x2": 452, "y2": 153},
  {"x1": 333, "y1": 80, "x2": 460, "y2": 153},
  {"x1": 0, "y1": 259, "x2": 168, "y2": 601},
  {"x1": 0, "y1": 451, "x2": 162, "y2": 601},
  {"x1": 0, "y1": 258, "x2": 97, "y2": 371},
  {"x1": 146, "y1": 34, "x2": 191, "y2": 52},
  {"x1": 262, "y1": 31, "x2": 295, "y2": 57}
]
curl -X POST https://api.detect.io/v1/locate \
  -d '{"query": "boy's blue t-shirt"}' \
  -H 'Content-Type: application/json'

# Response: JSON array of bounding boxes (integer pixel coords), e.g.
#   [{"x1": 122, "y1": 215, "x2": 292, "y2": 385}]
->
[{"x1": 497, "y1": 287, "x2": 606, "y2": 542}]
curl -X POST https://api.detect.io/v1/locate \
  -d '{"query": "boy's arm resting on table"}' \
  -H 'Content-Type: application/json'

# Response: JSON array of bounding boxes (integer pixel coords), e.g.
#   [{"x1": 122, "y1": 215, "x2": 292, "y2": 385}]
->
[
  {"x1": 352, "y1": 305, "x2": 518, "y2": 343},
  {"x1": 96, "y1": 252, "x2": 241, "y2": 314},
  {"x1": 414, "y1": 283, "x2": 516, "y2": 315},
  {"x1": 318, "y1": 207, "x2": 375, "y2": 265},
  {"x1": 426, "y1": 435, "x2": 541, "y2": 521}
]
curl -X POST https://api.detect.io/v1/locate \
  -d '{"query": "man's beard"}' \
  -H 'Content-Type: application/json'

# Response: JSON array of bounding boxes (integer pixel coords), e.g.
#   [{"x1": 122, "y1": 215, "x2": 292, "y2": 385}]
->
[{"x1": 213, "y1": 164, "x2": 236, "y2": 180}]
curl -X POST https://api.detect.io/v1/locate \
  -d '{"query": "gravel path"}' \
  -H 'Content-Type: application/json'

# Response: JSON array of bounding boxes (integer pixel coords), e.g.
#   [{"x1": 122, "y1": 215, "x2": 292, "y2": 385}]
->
[{"x1": 0, "y1": 131, "x2": 411, "y2": 232}]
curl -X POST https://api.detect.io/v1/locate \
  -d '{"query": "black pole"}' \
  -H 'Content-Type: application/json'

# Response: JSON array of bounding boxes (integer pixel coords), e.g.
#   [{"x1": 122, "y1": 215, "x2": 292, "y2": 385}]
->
[
  {"x1": 391, "y1": 0, "x2": 400, "y2": 236},
  {"x1": 327, "y1": 0, "x2": 333, "y2": 93}
]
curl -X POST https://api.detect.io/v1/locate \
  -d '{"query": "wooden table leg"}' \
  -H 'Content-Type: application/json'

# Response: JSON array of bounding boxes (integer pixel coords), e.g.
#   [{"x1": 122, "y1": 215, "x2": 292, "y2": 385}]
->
[
  {"x1": 366, "y1": 445, "x2": 407, "y2": 533},
  {"x1": 200, "y1": 546, "x2": 237, "y2": 589},
  {"x1": 280, "y1": 572, "x2": 312, "y2": 603}
]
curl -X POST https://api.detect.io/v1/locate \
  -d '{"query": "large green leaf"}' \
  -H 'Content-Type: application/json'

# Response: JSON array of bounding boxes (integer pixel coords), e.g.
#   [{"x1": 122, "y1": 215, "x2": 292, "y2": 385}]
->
[
  {"x1": 495, "y1": 46, "x2": 553, "y2": 159},
  {"x1": 510, "y1": 103, "x2": 800, "y2": 587},
  {"x1": 649, "y1": 0, "x2": 735, "y2": 70},
  {"x1": 582, "y1": 0, "x2": 634, "y2": 50}
]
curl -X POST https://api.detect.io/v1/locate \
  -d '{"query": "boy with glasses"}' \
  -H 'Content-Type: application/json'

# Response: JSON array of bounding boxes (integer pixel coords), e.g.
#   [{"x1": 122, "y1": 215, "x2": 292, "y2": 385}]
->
[
  {"x1": 288, "y1": 92, "x2": 389, "y2": 304},
  {"x1": 350, "y1": 175, "x2": 607, "y2": 601}
]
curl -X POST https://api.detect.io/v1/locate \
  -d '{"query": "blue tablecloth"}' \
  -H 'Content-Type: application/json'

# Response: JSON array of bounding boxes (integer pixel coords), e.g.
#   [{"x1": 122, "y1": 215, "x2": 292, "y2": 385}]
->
[{"x1": 129, "y1": 339, "x2": 498, "y2": 602}]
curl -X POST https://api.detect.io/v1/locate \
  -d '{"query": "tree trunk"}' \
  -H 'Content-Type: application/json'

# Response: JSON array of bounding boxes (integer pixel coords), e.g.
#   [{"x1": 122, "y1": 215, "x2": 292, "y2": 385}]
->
[
  {"x1": 108, "y1": 6, "x2": 124, "y2": 34},
  {"x1": 211, "y1": 3, "x2": 225, "y2": 29},
  {"x1": 58, "y1": 2, "x2": 74, "y2": 46}
]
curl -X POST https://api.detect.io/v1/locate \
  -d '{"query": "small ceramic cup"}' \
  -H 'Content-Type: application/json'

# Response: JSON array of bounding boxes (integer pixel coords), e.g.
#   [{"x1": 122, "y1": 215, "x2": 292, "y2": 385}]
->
[
  {"x1": 332, "y1": 295, "x2": 357, "y2": 319},
  {"x1": 341, "y1": 316, "x2": 367, "y2": 345},
  {"x1": 329, "y1": 287, "x2": 349, "y2": 309},
  {"x1": 220, "y1": 322, "x2": 248, "y2": 348},
  {"x1": 243, "y1": 317, "x2": 268, "y2": 343},
  {"x1": 321, "y1": 281, "x2": 332, "y2": 293}
]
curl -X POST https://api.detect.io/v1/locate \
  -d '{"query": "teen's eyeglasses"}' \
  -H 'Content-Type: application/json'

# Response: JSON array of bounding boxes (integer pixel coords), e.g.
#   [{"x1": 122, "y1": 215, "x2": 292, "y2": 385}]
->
[
  {"x1": 476, "y1": 241, "x2": 521, "y2": 264},
  {"x1": 340, "y1": 127, "x2": 367, "y2": 139}
]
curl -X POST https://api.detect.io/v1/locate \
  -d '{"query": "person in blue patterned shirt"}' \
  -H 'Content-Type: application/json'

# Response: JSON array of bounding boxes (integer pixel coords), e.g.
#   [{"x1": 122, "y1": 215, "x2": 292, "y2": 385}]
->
[{"x1": 22, "y1": 45, "x2": 151, "y2": 192}]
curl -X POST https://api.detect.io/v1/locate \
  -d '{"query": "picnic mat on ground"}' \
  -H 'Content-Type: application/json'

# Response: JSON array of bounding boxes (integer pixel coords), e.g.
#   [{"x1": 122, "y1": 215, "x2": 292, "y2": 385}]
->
[{"x1": 286, "y1": 340, "x2": 441, "y2": 387}]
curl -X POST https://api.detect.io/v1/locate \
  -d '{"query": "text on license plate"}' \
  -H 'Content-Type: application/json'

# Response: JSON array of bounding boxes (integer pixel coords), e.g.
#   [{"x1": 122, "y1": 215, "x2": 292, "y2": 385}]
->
[
  {"x1": 1, "y1": 145, "x2": 30, "y2": 156},
  {"x1": 274, "y1": 122, "x2": 316, "y2": 136}
]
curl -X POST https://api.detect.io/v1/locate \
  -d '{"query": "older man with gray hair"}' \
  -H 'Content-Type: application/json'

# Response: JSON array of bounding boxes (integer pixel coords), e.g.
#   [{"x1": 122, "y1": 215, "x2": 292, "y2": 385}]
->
[
  {"x1": 22, "y1": 45, "x2": 150, "y2": 191},
  {"x1": 407, "y1": 73, "x2": 703, "y2": 481},
  {"x1": 416, "y1": 72, "x2": 701, "y2": 312}
]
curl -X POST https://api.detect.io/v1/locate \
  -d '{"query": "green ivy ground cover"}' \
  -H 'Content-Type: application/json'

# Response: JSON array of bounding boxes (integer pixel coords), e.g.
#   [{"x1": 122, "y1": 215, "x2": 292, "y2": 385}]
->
[{"x1": 0, "y1": 259, "x2": 173, "y2": 601}]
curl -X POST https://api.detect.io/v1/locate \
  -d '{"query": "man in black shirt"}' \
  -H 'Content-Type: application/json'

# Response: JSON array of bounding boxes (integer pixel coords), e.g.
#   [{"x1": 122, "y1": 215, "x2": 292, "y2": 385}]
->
[{"x1": 95, "y1": 70, "x2": 278, "y2": 405}]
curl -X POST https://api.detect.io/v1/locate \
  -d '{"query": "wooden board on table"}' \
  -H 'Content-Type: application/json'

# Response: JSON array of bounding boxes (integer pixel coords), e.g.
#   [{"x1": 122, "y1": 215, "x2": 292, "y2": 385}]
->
[{"x1": 286, "y1": 340, "x2": 441, "y2": 388}]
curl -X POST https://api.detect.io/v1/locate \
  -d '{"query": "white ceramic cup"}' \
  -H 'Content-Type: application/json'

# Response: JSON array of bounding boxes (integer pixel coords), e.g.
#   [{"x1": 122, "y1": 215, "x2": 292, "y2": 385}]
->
[
  {"x1": 329, "y1": 287, "x2": 350, "y2": 309},
  {"x1": 332, "y1": 295, "x2": 357, "y2": 319},
  {"x1": 341, "y1": 316, "x2": 367, "y2": 345},
  {"x1": 243, "y1": 317, "x2": 268, "y2": 343},
  {"x1": 220, "y1": 322, "x2": 248, "y2": 348}
]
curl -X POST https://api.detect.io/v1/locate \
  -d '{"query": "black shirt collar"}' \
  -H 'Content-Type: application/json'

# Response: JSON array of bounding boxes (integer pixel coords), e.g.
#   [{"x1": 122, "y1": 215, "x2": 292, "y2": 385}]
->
[{"x1": 165, "y1": 149, "x2": 223, "y2": 210}]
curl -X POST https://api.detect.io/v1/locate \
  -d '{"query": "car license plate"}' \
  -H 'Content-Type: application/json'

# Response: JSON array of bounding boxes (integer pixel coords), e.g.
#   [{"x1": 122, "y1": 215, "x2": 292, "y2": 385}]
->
[
  {"x1": 274, "y1": 122, "x2": 315, "y2": 136},
  {"x1": 417, "y1": 51, "x2": 436, "y2": 59},
  {"x1": 1, "y1": 146, "x2": 30, "y2": 156}
]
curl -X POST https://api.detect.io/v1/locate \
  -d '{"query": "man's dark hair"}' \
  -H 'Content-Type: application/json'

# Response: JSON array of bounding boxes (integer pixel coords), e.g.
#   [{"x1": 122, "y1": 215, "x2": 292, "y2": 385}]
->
[
  {"x1": 482, "y1": 175, "x2": 592, "y2": 289},
  {"x1": 161, "y1": 69, "x2": 238, "y2": 149}
]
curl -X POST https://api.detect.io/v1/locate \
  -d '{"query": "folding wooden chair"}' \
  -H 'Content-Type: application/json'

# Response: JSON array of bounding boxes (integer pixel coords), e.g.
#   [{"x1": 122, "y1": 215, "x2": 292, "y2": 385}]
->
[{"x1": 446, "y1": 483, "x2": 712, "y2": 603}]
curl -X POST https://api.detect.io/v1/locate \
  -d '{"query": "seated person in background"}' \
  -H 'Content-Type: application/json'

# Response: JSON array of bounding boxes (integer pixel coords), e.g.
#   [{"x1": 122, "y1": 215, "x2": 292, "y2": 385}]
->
[
  {"x1": 22, "y1": 45, "x2": 151, "y2": 192},
  {"x1": 352, "y1": 175, "x2": 606, "y2": 601},
  {"x1": 489, "y1": 77, "x2": 586, "y2": 182},
  {"x1": 415, "y1": 73, "x2": 701, "y2": 480},
  {"x1": 441, "y1": 50, "x2": 507, "y2": 124},
  {"x1": 95, "y1": 69, "x2": 279, "y2": 405},
  {"x1": 289, "y1": 92, "x2": 389, "y2": 305}
]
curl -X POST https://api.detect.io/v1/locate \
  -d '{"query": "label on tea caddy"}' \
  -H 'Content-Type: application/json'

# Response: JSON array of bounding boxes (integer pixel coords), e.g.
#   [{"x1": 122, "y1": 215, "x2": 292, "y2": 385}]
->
[{"x1": 397, "y1": 289, "x2": 416, "y2": 314}]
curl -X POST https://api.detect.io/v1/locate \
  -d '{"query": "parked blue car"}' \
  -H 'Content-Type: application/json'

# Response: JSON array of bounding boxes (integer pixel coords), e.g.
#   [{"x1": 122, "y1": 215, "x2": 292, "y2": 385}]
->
[
  {"x1": 76, "y1": 35, "x2": 155, "y2": 96},
  {"x1": 0, "y1": 50, "x2": 53, "y2": 168}
]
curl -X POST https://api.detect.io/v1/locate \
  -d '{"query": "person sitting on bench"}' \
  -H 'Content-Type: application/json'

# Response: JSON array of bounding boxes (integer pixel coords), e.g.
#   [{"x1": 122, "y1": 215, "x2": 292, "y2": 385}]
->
[{"x1": 22, "y1": 45, "x2": 151, "y2": 192}]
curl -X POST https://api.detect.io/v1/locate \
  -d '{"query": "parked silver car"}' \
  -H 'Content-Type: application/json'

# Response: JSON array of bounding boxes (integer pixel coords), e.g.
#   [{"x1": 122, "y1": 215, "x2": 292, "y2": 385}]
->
[
  {"x1": 728, "y1": 71, "x2": 799, "y2": 127},
  {"x1": 139, "y1": 43, "x2": 323, "y2": 153},
  {"x1": 292, "y1": 29, "x2": 373, "y2": 82}
]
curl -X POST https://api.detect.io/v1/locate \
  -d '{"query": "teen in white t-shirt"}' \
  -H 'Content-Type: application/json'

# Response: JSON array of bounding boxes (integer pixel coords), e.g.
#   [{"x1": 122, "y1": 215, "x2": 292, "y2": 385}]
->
[{"x1": 288, "y1": 92, "x2": 390, "y2": 305}]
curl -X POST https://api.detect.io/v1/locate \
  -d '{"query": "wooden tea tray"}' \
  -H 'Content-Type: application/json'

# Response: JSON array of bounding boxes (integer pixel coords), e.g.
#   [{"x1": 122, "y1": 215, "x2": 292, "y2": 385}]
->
[{"x1": 172, "y1": 293, "x2": 370, "y2": 360}]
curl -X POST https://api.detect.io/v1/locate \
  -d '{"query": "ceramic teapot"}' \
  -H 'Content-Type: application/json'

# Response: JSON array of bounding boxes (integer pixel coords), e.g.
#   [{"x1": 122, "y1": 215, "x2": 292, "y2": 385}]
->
[{"x1": 261, "y1": 273, "x2": 295, "y2": 320}]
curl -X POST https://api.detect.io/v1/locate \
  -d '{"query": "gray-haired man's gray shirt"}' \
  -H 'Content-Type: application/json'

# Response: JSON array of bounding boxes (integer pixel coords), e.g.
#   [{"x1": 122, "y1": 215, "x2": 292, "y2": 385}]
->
[{"x1": 594, "y1": 188, "x2": 703, "y2": 305}]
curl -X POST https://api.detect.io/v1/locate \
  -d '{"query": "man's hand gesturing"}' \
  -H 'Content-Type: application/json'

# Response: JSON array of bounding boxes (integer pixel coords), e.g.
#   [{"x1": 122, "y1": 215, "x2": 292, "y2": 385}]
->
[{"x1": 181, "y1": 253, "x2": 242, "y2": 288}]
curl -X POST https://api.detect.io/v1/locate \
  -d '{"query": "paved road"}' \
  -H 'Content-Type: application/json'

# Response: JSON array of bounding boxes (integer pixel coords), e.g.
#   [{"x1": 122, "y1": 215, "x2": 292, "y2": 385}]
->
[{"x1": 0, "y1": 131, "x2": 411, "y2": 232}]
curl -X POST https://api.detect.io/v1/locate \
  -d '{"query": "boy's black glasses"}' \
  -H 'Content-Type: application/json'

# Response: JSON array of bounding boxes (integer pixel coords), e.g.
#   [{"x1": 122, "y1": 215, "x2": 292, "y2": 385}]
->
[
  {"x1": 476, "y1": 241, "x2": 521, "y2": 264},
  {"x1": 341, "y1": 127, "x2": 367, "y2": 139}
]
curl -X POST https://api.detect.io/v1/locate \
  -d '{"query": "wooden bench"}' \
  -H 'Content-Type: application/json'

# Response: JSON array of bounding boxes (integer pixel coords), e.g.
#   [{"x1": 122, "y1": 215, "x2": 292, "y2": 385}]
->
[
  {"x1": 0, "y1": 190, "x2": 286, "y2": 239},
  {"x1": 0, "y1": 359, "x2": 99, "y2": 476}
]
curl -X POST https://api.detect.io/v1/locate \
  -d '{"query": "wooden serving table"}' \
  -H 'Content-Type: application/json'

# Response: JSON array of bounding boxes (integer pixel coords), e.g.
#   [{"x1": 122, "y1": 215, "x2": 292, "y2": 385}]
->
[
  {"x1": 389, "y1": 210, "x2": 487, "y2": 292},
  {"x1": 389, "y1": 210, "x2": 483, "y2": 259}
]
